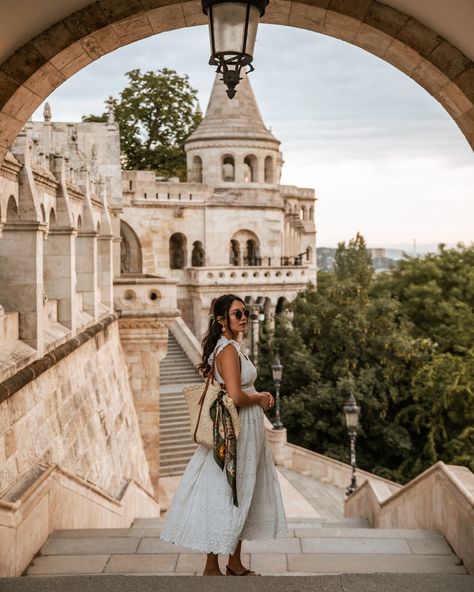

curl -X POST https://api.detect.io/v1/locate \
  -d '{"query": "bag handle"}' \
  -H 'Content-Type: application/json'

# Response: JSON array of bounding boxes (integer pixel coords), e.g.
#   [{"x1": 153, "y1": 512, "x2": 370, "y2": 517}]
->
[{"x1": 194, "y1": 356, "x2": 218, "y2": 443}]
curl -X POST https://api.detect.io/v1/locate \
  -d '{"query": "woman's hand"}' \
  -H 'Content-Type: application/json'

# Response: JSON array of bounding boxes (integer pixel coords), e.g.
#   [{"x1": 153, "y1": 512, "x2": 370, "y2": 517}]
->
[{"x1": 258, "y1": 391, "x2": 275, "y2": 411}]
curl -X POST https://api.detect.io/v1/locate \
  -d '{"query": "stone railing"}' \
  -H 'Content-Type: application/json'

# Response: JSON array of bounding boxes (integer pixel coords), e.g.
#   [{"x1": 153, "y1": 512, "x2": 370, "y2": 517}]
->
[
  {"x1": 114, "y1": 274, "x2": 178, "y2": 317},
  {"x1": 0, "y1": 463, "x2": 159, "y2": 576},
  {"x1": 186, "y1": 265, "x2": 310, "y2": 286},
  {"x1": 263, "y1": 430, "x2": 401, "y2": 495},
  {"x1": 170, "y1": 316, "x2": 202, "y2": 367},
  {"x1": 345, "y1": 461, "x2": 474, "y2": 575}
]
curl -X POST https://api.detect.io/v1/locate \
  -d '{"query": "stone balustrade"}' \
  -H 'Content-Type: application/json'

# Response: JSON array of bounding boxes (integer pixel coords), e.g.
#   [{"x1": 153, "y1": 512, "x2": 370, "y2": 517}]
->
[
  {"x1": 345, "y1": 461, "x2": 474, "y2": 575},
  {"x1": 186, "y1": 265, "x2": 310, "y2": 286},
  {"x1": 0, "y1": 463, "x2": 159, "y2": 576}
]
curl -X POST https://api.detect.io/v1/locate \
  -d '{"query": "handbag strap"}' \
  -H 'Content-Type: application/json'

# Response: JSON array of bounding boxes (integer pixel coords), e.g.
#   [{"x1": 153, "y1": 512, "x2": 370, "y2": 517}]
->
[{"x1": 194, "y1": 355, "x2": 220, "y2": 444}]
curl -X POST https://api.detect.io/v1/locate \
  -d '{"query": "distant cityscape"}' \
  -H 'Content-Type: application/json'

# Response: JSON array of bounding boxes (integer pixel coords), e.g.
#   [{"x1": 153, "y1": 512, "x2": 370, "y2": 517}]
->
[{"x1": 317, "y1": 246, "x2": 432, "y2": 273}]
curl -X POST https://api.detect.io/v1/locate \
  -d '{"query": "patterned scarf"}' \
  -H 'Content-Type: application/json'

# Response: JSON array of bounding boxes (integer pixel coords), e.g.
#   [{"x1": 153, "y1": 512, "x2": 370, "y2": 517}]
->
[{"x1": 209, "y1": 390, "x2": 238, "y2": 507}]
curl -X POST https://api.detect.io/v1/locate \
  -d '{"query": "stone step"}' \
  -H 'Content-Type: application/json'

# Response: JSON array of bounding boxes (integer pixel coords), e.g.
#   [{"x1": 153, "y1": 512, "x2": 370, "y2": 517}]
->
[
  {"x1": 160, "y1": 369, "x2": 197, "y2": 376},
  {"x1": 159, "y1": 431, "x2": 192, "y2": 441},
  {"x1": 161, "y1": 358, "x2": 196, "y2": 365},
  {"x1": 159, "y1": 419, "x2": 190, "y2": 427},
  {"x1": 160, "y1": 378, "x2": 197, "y2": 385},
  {"x1": 160, "y1": 448, "x2": 198, "y2": 461},
  {"x1": 160, "y1": 393, "x2": 186, "y2": 406},
  {"x1": 23, "y1": 522, "x2": 469, "y2": 580},
  {"x1": 159, "y1": 411, "x2": 192, "y2": 421},
  {"x1": 12, "y1": 575, "x2": 474, "y2": 590},
  {"x1": 160, "y1": 438, "x2": 195, "y2": 448}
]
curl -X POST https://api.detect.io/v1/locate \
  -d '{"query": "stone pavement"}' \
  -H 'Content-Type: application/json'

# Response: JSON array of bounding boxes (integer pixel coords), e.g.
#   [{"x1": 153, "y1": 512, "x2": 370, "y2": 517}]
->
[
  {"x1": 17, "y1": 466, "x2": 471, "y2": 586},
  {"x1": 1, "y1": 574, "x2": 473, "y2": 592}
]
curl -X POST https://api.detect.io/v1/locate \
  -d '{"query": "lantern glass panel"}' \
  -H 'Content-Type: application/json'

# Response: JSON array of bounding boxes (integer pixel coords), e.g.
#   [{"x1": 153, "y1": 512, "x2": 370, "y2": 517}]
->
[
  {"x1": 345, "y1": 409, "x2": 359, "y2": 429},
  {"x1": 210, "y1": 3, "x2": 260, "y2": 56},
  {"x1": 272, "y1": 362, "x2": 283, "y2": 383}
]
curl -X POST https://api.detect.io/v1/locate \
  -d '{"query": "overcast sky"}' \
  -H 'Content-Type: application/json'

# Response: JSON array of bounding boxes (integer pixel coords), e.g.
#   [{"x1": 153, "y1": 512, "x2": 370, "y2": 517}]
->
[{"x1": 33, "y1": 24, "x2": 474, "y2": 250}]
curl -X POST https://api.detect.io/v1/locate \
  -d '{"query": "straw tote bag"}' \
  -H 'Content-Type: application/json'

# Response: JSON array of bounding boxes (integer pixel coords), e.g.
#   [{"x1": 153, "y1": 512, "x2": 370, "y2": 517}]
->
[{"x1": 183, "y1": 359, "x2": 240, "y2": 447}]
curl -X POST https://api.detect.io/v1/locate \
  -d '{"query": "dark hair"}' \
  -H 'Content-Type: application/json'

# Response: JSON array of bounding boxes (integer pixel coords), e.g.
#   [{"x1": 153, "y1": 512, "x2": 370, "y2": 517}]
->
[{"x1": 196, "y1": 294, "x2": 245, "y2": 377}]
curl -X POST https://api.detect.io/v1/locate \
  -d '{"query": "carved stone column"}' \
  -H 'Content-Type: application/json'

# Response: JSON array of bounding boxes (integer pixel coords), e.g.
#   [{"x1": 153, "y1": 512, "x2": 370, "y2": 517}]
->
[
  {"x1": 0, "y1": 221, "x2": 45, "y2": 351},
  {"x1": 76, "y1": 230, "x2": 98, "y2": 319},
  {"x1": 43, "y1": 228, "x2": 77, "y2": 332},
  {"x1": 119, "y1": 315, "x2": 169, "y2": 496}
]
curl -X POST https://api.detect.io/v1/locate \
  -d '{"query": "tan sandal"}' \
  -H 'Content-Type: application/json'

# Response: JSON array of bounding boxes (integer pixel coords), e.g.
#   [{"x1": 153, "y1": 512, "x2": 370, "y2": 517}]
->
[{"x1": 226, "y1": 565, "x2": 260, "y2": 576}]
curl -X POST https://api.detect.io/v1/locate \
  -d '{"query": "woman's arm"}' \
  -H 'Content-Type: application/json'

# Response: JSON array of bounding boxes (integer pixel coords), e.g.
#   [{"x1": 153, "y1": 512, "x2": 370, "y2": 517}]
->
[{"x1": 215, "y1": 344, "x2": 273, "y2": 410}]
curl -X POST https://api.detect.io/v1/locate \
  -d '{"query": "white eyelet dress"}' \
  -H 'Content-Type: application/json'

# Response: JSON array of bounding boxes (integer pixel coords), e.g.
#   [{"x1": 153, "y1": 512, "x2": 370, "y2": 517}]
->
[{"x1": 159, "y1": 336, "x2": 288, "y2": 554}]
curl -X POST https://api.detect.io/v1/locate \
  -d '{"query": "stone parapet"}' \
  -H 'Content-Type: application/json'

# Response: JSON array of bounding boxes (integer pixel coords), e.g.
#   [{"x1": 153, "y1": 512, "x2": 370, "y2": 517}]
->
[
  {"x1": 0, "y1": 316, "x2": 152, "y2": 508},
  {"x1": 186, "y1": 265, "x2": 310, "y2": 287},
  {"x1": 114, "y1": 274, "x2": 178, "y2": 316},
  {"x1": 0, "y1": 463, "x2": 159, "y2": 576},
  {"x1": 345, "y1": 461, "x2": 474, "y2": 575}
]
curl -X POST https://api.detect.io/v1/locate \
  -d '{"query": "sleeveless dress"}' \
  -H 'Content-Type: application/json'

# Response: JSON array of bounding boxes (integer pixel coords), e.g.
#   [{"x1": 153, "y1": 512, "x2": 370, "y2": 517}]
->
[{"x1": 159, "y1": 336, "x2": 288, "y2": 554}]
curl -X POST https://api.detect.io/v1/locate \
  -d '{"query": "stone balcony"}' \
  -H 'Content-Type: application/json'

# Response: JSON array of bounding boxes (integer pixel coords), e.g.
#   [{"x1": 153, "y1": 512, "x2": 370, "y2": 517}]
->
[
  {"x1": 185, "y1": 265, "x2": 311, "y2": 287},
  {"x1": 113, "y1": 275, "x2": 178, "y2": 317}
]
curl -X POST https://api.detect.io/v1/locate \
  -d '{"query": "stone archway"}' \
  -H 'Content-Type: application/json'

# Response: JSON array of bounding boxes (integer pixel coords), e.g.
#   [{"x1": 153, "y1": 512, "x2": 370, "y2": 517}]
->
[{"x1": 0, "y1": 0, "x2": 472, "y2": 167}]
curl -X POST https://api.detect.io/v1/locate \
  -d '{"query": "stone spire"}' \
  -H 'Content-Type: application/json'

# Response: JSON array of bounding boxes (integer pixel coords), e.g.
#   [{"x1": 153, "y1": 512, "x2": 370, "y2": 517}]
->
[
  {"x1": 43, "y1": 102, "x2": 51, "y2": 122},
  {"x1": 107, "y1": 96, "x2": 115, "y2": 124},
  {"x1": 186, "y1": 74, "x2": 279, "y2": 145}
]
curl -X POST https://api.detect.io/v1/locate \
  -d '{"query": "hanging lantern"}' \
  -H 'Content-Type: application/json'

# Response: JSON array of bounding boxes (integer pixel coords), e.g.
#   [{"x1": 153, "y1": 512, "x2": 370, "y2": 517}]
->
[{"x1": 202, "y1": 0, "x2": 269, "y2": 99}]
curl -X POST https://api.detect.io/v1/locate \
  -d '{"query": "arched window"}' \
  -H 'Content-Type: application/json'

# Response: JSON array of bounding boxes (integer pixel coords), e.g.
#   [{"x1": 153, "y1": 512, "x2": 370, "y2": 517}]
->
[
  {"x1": 230, "y1": 239, "x2": 240, "y2": 266},
  {"x1": 264, "y1": 156, "x2": 273, "y2": 183},
  {"x1": 77, "y1": 215, "x2": 82, "y2": 231},
  {"x1": 170, "y1": 233, "x2": 187, "y2": 269},
  {"x1": 191, "y1": 156, "x2": 202, "y2": 183},
  {"x1": 246, "y1": 239, "x2": 258, "y2": 265},
  {"x1": 243, "y1": 155, "x2": 257, "y2": 182},
  {"x1": 301, "y1": 205, "x2": 307, "y2": 220},
  {"x1": 6, "y1": 195, "x2": 19, "y2": 221},
  {"x1": 120, "y1": 220, "x2": 143, "y2": 274},
  {"x1": 191, "y1": 240, "x2": 205, "y2": 267},
  {"x1": 231, "y1": 229, "x2": 260, "y2": 266},
  {"x1": 276, "y1": 296, "x2": 287, "y2": 314},
  {"x1": 48, "y1": 209, "x2": 56, "y2": 229},
  {"x1": 306, "y1": 246, "x2": 312, "y2": 262},
  {"x1": 309, "y1": 206, "x2": 314, "y2": 221},
  {"x1": 222, "y1": 156, "x2": 235, "y2": 182}
]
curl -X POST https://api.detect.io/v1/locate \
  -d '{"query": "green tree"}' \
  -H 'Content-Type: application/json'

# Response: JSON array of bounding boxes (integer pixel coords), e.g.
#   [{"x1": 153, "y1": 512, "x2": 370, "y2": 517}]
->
[
  {"x1": 376, "y1": 243, "x2": 474, "y2": 354},
  {"x1": 258, "y1": 242, "x2": 430, "y2": 482},
  {"x1": 83, "y1": 68, "x2": 202, "y2": 179},
  {"x1": 397, "y1": 349, "x2": 474, "y2": 475},
  {"x1": 334, "y1": 232, "x2": 374, "y2": 288},
  {"x1": 258, "y1": 239, "x2": 474, "y2": 482}
]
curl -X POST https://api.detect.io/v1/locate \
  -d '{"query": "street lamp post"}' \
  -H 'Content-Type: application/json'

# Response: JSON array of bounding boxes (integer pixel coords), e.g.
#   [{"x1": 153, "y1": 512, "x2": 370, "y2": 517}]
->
[
  {"x1": 271, "y1": 353, "x2": 284, "y2": 429},
  {"x1": 343, "y1": 392, "x2": 360, "y2": 496},
  {"x1": 201, "y1": 0, "x2": 269, "y2": 98}
]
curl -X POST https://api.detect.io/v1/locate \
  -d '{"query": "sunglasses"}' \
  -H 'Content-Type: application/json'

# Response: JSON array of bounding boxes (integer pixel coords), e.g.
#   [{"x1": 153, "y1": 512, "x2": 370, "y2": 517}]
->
[{"x1": 230, "y1": 309, "x2": 250, "y2": 320}]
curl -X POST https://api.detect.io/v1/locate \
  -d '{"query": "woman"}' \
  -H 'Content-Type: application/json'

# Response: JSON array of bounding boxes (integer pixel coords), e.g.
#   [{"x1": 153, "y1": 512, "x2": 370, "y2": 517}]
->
[{"x1": 160, "y1": 294, "x2": 287, "y2": 575}]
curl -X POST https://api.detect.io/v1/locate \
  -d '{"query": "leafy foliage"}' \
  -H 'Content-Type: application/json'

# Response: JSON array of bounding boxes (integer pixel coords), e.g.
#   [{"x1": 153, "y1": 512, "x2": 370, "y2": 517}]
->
[
  {"x1": 257, "y1": 240, "x2": 474, "y2": 482},
  {"x1": 83, "y1": 68, "x2": 201, "y2": 179}
]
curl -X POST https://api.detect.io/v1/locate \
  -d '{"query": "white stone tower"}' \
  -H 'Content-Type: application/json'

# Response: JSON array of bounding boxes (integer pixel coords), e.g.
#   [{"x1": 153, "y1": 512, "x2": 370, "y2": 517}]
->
[{"x1": 185, "y1": 74, "x2": 283, "y2": 186}]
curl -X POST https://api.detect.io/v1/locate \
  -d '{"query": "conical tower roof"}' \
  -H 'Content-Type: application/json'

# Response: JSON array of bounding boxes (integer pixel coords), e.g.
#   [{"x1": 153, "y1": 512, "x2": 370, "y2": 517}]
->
[{"x1": 186, "y1": 74, "x2": 280, "y2": 145}]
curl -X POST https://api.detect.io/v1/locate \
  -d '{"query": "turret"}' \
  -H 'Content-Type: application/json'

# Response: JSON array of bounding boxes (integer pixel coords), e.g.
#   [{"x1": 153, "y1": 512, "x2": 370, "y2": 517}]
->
[{"x1": 185, "y1": 74, "x2": 282, "y2": 186}]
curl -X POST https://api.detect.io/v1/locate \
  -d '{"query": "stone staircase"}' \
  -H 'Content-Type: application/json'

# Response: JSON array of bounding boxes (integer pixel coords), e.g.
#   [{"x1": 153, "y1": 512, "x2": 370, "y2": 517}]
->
[
  {"x1": 159, "y1": 334, "x2": 201, "y2": 477},
  {"x1": 22, "y1": 511, "x2": 471, "y2": 588},
  {"x1": 21, "y1": 468, "x2": 470, "y2": 585}
]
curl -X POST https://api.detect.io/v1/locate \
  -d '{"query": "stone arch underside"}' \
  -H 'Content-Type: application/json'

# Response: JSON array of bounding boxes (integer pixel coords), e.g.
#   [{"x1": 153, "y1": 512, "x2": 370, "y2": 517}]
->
[
  {"x1": 120, "y1": 219, "x2": 142, "y2": 274},
  {"x1": 0, "y1": 0, "x2": 472, "y2": 168}
]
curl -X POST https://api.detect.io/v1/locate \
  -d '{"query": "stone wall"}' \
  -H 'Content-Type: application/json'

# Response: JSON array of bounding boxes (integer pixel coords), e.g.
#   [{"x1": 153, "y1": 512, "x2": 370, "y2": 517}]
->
[{"x1": 0, "y1": 319, "x2": 153, "y2": 499}]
